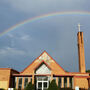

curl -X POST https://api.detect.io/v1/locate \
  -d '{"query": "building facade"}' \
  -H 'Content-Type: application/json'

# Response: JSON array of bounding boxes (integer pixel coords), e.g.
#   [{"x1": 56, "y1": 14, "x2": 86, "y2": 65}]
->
[{"x1": 0, "y1": 32, "x2": 90, "y2": 90}]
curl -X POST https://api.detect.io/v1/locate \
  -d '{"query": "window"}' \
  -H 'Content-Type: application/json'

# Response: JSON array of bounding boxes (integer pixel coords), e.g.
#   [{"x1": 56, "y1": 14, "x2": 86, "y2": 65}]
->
[
  {"x1": 58, "y1": 77, "x2": 61, "y2": 88},
  {"x1": 53, "y1": 77, "x2": 56, "y2": 82},
  {"x1": 31, "y1": 77, "x2": 32, "y2": 83},
  {"x1": 43, "y1": 82, "x2": 48, "y2": 89},
  {"x1": 64, "y1": 77, "x2": 67, "y2": 88},
  {"x1": 24, "y1": 77, "x2": 28, "y2": 88},
  {"x1": 35, "y1": 63, "x2": 51, "y2": 74},
  {"x1": 18, "y1": 77, "x2": 22, "y2": 89},
  {"x1": 69, "y1": 78, "x2": 72, "y2": 88},
  {"x1": 43, "y1": 77, "x2": 48, "y2": 81},
  {"x1": 38, "y1": 82, "x2": 42, "y2": 89},
  {"x1": 37, "y1": 76, "x2": 48, "y2": 81},
  {"x1": 14, "y1": 77, "x2": 17, "y2": 88},
  {"x1": 37, "y1": 76, "x2": 49, "y2": 90}
]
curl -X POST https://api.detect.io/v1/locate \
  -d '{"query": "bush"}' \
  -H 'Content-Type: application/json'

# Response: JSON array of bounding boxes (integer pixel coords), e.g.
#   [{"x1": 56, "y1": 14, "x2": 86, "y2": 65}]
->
[
  {"x1": 59, "y1": 88, "x2": 73, "y2": 90},
  {"x1": 86, "y1": 69, "x2": 90, "y2": 73},
  {"x1": 48, "y1": 80, "x2": 59, "y2": 90},
  {"x1": 0, "y1": 88, "x2": 5, "y2": 90},
  {"x1": 24, "y1": 82, "x2": 34, "y2": 90},
  {"x1": 13, "y1": 88, "x2": 17, "y2": 90}
]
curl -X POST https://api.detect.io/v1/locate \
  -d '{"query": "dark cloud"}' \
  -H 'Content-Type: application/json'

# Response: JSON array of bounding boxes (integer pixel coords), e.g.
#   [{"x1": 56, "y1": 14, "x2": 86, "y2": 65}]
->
[{"x1": 0, "y1": 0, "x2": 90, "y2": 72}]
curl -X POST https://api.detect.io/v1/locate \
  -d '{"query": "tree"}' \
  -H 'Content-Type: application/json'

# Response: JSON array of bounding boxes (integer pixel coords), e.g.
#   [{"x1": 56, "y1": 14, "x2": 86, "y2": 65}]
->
[
  {"x1": 86, "y1": 69, "x2": 90, "y2": 73},
  {"x1": 48, "y1": 80, "x2": 59, "y2": 90},
  {"x1": 0, "y1": 89, "x2": 5, "y2": 90},
  {"x1": 24, "y1": 82, "x2": 34, "y2": 90}
]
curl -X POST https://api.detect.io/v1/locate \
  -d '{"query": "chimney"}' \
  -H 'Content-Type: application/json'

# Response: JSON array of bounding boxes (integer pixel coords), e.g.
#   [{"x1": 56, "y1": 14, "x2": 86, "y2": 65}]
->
[{"x1": 77, "y1": 32, "x2": 86, "y2": 73}]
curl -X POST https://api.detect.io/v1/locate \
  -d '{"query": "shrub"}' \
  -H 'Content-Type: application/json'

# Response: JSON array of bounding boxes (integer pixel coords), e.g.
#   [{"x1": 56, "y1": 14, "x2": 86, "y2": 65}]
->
[
  {"x1": 13, "y1": 88, "x2": 17, "y2": 90},
  {"x1": 48, "y1": 80, "x2": 59, "y2": 90},
  {"x1": 24, "y1": 82, "x2": 34, "y2": 90},
  {"x1": 59, "y1": 88, "x2": 73, "y2": 90},
  {"x1": 0, "y1": 88, "x2": 5, "y2": 90}
]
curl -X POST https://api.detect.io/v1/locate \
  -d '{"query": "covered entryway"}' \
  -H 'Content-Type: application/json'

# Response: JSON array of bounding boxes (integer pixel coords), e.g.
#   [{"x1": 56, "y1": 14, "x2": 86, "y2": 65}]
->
[{"x1": 34, "y1": 61, "x2": 51, "y2": 90}]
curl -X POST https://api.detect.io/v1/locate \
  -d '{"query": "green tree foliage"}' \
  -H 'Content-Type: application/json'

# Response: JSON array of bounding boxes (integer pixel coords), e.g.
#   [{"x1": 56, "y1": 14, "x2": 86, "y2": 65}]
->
[
  {"x1": 86, "y1": 69, "x2": 90, "y2": 73},
  {"x1": 48, "y1": 80, "x2": 59, "y2": 90},
  {"x1": 24, "y1": 82, "x2": 34, "y2": 90},
  {"x1": 14, "y1": 89, "x2": 17, "y2": 90},
  {"x1": 0, "y1": 89, "x2": 5, "y2": 90}
]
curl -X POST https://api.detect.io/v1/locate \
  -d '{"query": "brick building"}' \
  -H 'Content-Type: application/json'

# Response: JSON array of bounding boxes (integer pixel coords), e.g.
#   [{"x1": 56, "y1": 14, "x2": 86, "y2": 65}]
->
[{"x1": 0, "y1": 32, "x2": 90, "y2": 90}]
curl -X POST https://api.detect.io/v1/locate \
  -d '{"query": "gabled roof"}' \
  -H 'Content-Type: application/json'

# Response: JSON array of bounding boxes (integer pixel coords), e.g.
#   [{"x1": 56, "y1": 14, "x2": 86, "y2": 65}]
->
[
  {"x1": 20, "y1": 51, "x2": 66, "y2": 74},
  {"x1": 34, "y1": 60, "x2": 52, "y2": 71}
]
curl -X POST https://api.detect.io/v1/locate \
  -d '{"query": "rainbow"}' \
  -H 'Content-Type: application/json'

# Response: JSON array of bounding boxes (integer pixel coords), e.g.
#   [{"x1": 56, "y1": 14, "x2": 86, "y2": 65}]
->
[{"x1": 0, "y1": 11, "x2": 90, "y2": 37}]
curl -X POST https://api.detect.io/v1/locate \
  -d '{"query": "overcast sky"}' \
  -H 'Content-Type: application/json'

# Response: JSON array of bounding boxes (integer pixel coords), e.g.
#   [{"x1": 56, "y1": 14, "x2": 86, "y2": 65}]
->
[{"x1": 0, "y1": 0, "x2": 90, "y2": 72}]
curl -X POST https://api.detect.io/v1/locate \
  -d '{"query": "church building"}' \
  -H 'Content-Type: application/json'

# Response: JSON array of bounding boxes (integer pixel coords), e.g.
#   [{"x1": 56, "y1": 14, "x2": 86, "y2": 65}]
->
[{"x1": 0, "y1": 31, "x2": 90, "y2": 90}]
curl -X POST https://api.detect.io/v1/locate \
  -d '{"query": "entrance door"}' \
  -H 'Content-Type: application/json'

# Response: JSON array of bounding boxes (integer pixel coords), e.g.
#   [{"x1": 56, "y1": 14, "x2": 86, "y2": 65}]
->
[
  {"x1": 36, "y1": 76, "x2": 49, "y2": 90},
  {"x1": 37, "y1": 81, "x2": 48, "y2": 90}
]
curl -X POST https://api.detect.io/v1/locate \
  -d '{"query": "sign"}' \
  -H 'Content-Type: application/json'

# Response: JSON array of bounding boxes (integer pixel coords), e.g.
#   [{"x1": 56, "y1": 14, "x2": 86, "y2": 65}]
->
[
  {"x1": 8, "y1": 88, "x2": 13, "y2": 90},
  {"x1": 75, "y1": 86, "x2": 79, "y2": 90}
]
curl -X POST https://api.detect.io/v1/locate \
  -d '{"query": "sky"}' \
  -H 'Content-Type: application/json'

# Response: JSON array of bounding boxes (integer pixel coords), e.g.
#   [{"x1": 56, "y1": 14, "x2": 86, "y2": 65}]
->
[{"x1": 0, "y1": 0, "x2": 90, "y2": 72}]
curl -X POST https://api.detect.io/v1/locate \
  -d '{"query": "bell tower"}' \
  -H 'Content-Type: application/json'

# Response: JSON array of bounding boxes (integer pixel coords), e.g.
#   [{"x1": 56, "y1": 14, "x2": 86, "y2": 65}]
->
[{"x1": 77, "y1": 24, "x2": 86, "y2": 73}]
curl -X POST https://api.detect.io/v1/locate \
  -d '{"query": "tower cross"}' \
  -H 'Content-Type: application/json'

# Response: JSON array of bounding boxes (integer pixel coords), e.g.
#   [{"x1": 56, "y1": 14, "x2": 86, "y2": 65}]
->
[{"x1": 78, "y1": 23, "x2": 81, "y2": 32}]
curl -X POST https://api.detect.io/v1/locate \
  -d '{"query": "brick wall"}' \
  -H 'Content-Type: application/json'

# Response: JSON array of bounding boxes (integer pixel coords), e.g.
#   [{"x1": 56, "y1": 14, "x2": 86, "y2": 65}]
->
[
  {"x1": 75, "y1": 77, "x2": 88, "y2": 89},
  {"x1": 0, "y1": 69, "x2": 11, "y2": 89}
]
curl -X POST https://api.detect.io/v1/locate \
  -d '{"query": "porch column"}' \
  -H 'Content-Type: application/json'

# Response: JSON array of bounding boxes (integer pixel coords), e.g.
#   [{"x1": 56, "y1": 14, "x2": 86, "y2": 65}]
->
[
  {"x1": 56, "y1": 77, "x2": 58, "y2": 86},
  {"x1": 32, "y1": 71, "x2": 34, "y2": 84},
  {"x1": 32, "y1": 75, "x2": 34, "y2": 84},
  {"x1": 28, "y1": 77, "x2": 31, "y2": 83},
  {"x1": 16, "y1": 77, "x2": 19, "y2": 89},
  {"x1": 50, "y1": 72, "x2": 53, "y2": 82},
  {"x1": 73, "y1": 77, "x2": 75, "y2": 89},
  {"x1": 67, "y1": 77, "x2": 70, "y2": 88},
  {"x1": 22, "y1": 77, "x2": 25, "y2": 89},
  {"x1": 61, "y1": 77, "x2": 64, "y2": 88}
]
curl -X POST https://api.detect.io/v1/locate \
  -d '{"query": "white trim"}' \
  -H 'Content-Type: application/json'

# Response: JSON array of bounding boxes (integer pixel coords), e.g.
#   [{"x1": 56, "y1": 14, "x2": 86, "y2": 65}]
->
[
  {"x1": 36, "y1": 76, "x2": 49, "y2": 90},
  {"x1": 36, "y1": 64, "x2": 51, "y2": 74}
]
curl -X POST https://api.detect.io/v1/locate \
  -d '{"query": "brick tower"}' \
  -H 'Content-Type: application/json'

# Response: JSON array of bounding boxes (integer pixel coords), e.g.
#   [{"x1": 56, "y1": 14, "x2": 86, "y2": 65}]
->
[{"x1": 77, "y1": 31, "x2": 86, "y2": 73}]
